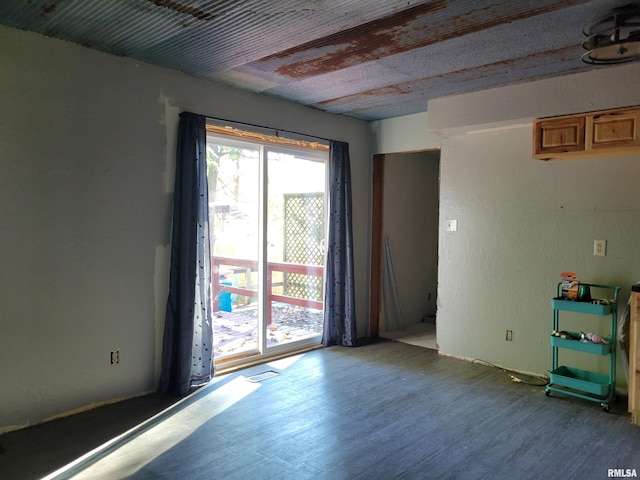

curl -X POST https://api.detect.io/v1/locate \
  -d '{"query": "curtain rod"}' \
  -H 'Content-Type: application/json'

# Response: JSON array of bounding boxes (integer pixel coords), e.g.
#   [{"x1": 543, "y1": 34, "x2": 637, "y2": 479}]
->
[{"x1": 206, "y1": 116, "x2": 333, "y2": 144}]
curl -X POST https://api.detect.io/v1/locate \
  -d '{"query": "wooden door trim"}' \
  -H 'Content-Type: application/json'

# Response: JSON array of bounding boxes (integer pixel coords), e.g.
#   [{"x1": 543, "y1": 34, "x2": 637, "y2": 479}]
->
[{"x1": 369, "y1": 154, "x2": 384, "y2": 338}]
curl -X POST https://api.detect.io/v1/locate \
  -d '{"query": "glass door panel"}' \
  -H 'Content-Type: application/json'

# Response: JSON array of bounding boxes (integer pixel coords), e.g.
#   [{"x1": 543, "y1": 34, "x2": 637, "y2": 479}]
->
[
  {"x1": 208, "y1": 132, "x2": 327, "y2": 366},
  {"x1": 265, "y1": 148, "x2": 326, "y2": 351},
  {"x1": 207, "y1": 140, "x2": 261, "y2": 361}
]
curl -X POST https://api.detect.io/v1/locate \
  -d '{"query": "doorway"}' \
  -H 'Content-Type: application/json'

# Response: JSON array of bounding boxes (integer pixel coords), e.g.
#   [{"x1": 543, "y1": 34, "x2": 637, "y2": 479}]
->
[
  {"x1": 206, "y1": 130, "x2": 328, "y2": 368},
  {"x1": 370, "y1": 150, "x2": 440, "y2": 349}
]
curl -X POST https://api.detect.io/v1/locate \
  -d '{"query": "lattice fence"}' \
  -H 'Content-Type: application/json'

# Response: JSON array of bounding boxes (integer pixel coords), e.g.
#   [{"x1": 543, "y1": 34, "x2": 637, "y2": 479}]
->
[{"x1": 283, "y1": 193, "x2": 324, "y2": 301}]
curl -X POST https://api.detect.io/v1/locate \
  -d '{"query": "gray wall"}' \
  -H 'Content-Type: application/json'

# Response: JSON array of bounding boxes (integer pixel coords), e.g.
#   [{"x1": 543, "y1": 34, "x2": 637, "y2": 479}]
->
[
  {"x1": 437, "y1": 127, "x2": 639, "y2": 384},
  {"x1": 0, "y1": 25, "x2": 370, "y2": 431},
  {"x1": 372, "y1": 63, "x2": 640, "y2": 390}
]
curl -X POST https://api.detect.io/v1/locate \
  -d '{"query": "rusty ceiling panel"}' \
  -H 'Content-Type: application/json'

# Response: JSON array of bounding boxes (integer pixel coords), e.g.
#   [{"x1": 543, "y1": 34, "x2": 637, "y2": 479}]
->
[
  {"x1": 316, "y1": 45, "x2": 589, "y2": 120},
  {"x1": 126, "y1": 1, "x2": 425, "y2": 78},
  {"x1": 253, "y1": 3, "x2": 601, "y2": 114},
  {"x1": 147, "y1": 0, "x2": 218, "y2": 21},
  {"x1": 257, "y1": 0, "x2": 590, "y2": 79},
  {"x1": 263, "y1": 0, "x2": 447, "y2": 77},
  {"x1": 0, "y1": 0, "x2": 627, "y2": 121}
]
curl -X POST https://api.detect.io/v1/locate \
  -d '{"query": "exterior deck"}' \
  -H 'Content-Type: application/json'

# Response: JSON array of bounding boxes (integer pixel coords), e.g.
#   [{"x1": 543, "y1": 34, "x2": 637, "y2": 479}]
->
[{"x1": 213, "y1": 303, "x2": 323, "y2": 358}]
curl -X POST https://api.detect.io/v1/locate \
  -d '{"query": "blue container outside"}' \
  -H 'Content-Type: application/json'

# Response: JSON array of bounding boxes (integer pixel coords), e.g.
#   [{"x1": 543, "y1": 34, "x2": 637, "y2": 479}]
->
[{"x1": 219, "y1": 282, "x2": 232, "y2": 312}]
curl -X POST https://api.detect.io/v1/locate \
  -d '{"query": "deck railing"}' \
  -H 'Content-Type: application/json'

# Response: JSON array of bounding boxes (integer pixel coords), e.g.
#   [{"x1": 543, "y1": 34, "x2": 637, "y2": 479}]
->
[{"x1": 211, "y1": 255, "x2": 323, "y2": 324}]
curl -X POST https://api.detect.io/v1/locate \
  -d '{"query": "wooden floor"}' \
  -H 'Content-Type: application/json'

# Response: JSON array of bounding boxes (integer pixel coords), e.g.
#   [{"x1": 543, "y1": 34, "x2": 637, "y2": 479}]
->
[{"x1": 2, "y1": 339, "x2": 640, "y2": 480}]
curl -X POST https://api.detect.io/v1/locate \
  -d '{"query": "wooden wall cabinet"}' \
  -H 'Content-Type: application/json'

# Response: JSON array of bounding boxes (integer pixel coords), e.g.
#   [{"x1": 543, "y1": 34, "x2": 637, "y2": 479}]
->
[
  {"x1": 534, "y1": 115, "x2": 585, "y2": 157},
  {"x1": 533, "y1": 106, "x2": 640, "y2": 160}
]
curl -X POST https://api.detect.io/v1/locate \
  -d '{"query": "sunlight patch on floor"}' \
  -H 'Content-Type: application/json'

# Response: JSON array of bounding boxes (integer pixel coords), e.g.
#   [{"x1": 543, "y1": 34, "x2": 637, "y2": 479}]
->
[
  {"x1": 381, "y1": 322, "x2": 437, "y2": 350},
  {"x1": 46, "y1": 377, "x2": 260, "y2": 480}
]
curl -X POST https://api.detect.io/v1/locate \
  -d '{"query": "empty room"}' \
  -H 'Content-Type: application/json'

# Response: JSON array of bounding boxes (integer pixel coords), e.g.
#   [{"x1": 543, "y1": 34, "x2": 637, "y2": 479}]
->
[{"x1": 1, "y1": 2, "x2": 640, "y2": 479}]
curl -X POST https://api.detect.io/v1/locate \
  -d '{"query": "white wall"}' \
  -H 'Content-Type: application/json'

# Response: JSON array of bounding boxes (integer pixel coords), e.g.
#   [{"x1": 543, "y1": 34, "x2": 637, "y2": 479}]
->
[
  {"x1": 372, "y1": 63, "x2": 640, "y2": 389},
  {"x1": 370, "y1": 112, "x2": 440, "y2": 154},
  {"x1": 382, "y1": 151, "x2": 439, "y2": 329},
  {"x1": 428, "y1": 62, "x2": 640, "y2": 131},
  {"x1": 0, "y1": 25, "x2": 370, "y2": 431}
]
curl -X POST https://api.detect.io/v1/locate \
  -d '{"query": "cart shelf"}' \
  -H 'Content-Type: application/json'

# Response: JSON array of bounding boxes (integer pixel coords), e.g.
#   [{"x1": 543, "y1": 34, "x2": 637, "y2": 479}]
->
[
  {"x1": 549, "y1": 366, "x2": 611, "y2": 397},
  {"x1": 551, "y1": 298, "x2": 613, "y2": 315},
  {"x1": 550, "y1": 333, "x2": 612, "y2": 355},
  {"x1": 546, "y1": 283, "x2": 619, "y2": 411}
]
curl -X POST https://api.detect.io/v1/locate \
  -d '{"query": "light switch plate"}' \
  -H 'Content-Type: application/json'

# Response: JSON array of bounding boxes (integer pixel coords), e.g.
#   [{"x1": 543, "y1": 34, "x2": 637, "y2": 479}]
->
[
  {"x1": 446, "y1": 219, "x2": 458, "y2": 232},
  {"x1": 594, "y1": 240, "x2": 607, "y2": 256}
]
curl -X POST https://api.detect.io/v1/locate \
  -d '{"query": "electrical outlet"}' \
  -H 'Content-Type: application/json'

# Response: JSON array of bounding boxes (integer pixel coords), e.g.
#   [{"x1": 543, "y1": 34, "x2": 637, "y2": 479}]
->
[
  {"x1": 506, "y1": 330, "x2": 513, "y2": 341},
  {"x1": 594, "y1": 240, "x2": 607, "y2": 256},
  {"x1": 110, "y1": 350, "x2": 119, "y2": 364}
]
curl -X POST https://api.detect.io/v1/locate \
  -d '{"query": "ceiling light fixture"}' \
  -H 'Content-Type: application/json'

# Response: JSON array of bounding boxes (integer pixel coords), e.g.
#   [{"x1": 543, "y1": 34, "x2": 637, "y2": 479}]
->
[{"x1": 582, "y1": 3, "x2": 640, "y2": 65}]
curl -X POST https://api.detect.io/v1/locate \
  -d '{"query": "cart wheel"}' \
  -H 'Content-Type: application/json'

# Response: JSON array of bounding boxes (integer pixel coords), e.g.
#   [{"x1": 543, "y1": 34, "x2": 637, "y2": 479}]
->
[
  {"x1": 601, "y1": 403, "x2": 610, "y2": 412},
  {"x1": 545, "y1": 390, "x2": 550, "y2": 397}
]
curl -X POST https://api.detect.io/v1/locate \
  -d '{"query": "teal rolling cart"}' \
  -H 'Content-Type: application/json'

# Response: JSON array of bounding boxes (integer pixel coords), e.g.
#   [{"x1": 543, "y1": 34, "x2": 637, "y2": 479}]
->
[{"x1": 546, "y1": 283, "x2": 620, "y2": 411}]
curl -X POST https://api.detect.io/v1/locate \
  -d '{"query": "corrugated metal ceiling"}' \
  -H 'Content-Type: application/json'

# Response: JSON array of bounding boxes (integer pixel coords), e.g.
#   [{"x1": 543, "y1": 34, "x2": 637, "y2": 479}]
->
[{"x1": 0, "y1": 0, "x2": 631, "y2": 120}]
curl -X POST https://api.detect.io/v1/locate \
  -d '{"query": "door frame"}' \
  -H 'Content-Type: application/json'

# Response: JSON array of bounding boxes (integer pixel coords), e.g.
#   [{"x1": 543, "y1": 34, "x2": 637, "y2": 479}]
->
[
  {"x1": 368, "y1": 150, "x2": 441, "y2": 338},
  {"x1": 207, "y1": 132, "x2": 329, "y2": 369},
  {"x1": 368, "y1": 154, "x2": 384, "y2": 338}
]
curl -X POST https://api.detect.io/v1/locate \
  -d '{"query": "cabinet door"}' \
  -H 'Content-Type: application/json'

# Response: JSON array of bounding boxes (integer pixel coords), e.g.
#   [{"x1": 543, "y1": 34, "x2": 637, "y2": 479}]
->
[
  {"x1": 533, "y1": 115, "x2": 585, "y2": 160},
  {"x1": 587, "y1": 108, "x2": 640, "y2": 151}
]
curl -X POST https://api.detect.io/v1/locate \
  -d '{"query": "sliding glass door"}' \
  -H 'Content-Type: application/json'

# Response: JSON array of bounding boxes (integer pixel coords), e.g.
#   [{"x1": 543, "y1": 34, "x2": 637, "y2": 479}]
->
[{"x1": 207, "y1": 132, "x2": 327, "y2": 367}]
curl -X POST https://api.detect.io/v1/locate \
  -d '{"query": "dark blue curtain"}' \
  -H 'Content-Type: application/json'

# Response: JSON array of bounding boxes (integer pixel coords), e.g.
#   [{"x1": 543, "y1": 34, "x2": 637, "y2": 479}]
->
[
  {"x1": 159, "y1": 112, "x2": 214, "y2": 395},
  {"x1": 322, "y1": 141, "x2": 357, "y2": 347}
]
